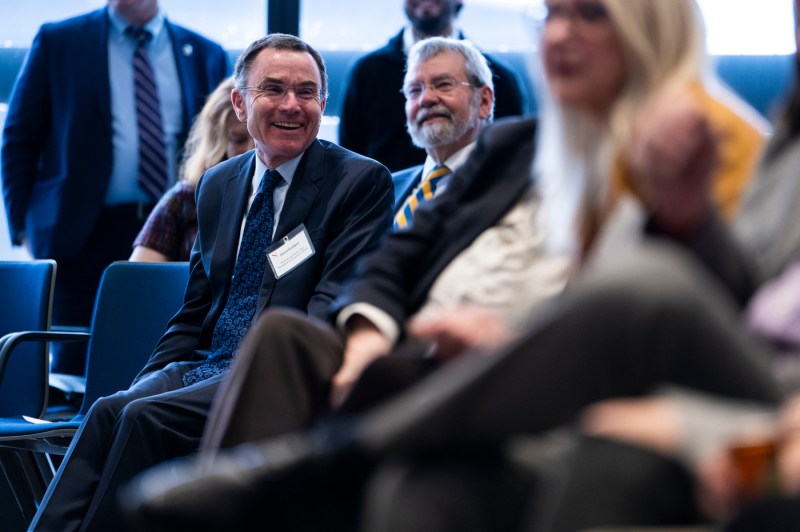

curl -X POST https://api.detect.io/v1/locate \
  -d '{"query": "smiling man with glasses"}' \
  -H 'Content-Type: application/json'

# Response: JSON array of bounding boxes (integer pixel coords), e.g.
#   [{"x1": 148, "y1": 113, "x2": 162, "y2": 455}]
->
[
  {"x1": 393, "y1": 37, "x2": 494, "y2": 229},
  {"x1": 338, "y1": 0, "x2": 527, "y2": 172},
  {"x1": 29, "y1": 33, "x2": 394, "y2": 532}
]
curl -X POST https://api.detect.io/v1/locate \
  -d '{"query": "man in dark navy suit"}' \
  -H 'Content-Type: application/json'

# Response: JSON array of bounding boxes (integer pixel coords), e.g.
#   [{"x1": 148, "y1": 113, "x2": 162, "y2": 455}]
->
[
  {"x1": 27, "y1": 33, "x2": 393, "y2": 531},
  {"x1": 1, "y1": 0, "x2": 230, "y2": 376},
  {"x1": 390, "y1": 37, "x2": 494, "y2": 226}
]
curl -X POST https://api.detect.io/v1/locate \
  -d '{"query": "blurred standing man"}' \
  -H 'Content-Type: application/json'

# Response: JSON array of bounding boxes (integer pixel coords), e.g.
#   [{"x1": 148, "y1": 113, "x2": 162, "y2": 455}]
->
[
  {"x1": 339, "y1": 0, "x2": 527, "y2": 172},
  {"x1": 1, "y1": 0, "x2": 230, "y2": 376}
]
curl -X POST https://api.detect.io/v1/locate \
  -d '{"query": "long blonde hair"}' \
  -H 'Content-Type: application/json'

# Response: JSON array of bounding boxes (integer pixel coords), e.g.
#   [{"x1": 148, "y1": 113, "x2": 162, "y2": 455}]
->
[
  {"x1": 534, "y1": 0, "x2": 714, "y2": 255},
  {"x1": 179, "y1": 76, "x2": 239, "y2": 186}
]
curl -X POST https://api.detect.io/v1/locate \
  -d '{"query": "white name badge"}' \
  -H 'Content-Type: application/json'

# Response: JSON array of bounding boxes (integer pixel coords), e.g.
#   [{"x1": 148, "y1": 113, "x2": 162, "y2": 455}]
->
[{"x1": 267, "y1": 224, "x2": 316, "y2": 279}]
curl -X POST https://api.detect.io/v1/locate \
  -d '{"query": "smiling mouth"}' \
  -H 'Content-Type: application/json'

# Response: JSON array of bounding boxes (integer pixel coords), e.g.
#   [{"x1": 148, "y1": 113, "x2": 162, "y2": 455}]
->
[
  {"x1": 274, "y1": 121, "x2": 302, "y2": 130},
  {"x1": 420, "y1": 114, "x2": 450, "y2": 125}
]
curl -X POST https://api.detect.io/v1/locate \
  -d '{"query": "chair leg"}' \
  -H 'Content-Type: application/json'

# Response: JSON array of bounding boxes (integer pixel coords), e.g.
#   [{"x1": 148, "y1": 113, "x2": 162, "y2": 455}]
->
[
  {"x1": 0, "y1": 449, "x2": 49, "y2": 523},
  {"x1": 0, "y1": 450, "x2": 39, "y2": 523}
]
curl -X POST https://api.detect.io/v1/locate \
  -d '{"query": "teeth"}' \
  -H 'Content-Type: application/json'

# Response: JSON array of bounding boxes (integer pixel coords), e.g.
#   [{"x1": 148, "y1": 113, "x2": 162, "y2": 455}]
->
[{"x1": 274, "y1": 122, "x2": 302, "y2": 129}]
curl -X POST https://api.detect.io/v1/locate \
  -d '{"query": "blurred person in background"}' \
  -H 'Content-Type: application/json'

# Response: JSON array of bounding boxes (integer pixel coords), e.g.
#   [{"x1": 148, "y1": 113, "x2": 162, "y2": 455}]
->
[
  {"x1": 1, "y1": 0, "x2": 229, "y2": 376},
  {"x1": 130, "y1": 76, "x2": 254, "y2": 262}
]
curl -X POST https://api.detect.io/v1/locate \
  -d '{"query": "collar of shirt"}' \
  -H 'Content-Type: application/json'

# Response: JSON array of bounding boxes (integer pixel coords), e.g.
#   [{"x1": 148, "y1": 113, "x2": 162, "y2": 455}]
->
[
  {"x1": 421, "y1": 141, "x2": 476, "y2": 178},
  {"x1": 402, "y1": 25, "x2": 460, "y2": 55},
  {"x1": 107, "y1": 7, "x2": 166, "y2": 41},
  {"x1": 252, "y1": 152, "x2": 301, "y2": 195}
]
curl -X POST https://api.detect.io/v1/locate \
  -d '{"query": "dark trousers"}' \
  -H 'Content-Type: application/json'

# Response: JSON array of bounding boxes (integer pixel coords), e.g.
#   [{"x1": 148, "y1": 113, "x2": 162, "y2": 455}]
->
[
  {"x1": 202, "y1": 308, "x2": 347, "y2": 452},
  {"x1": 49, "y1": 204, "x2": 152, "y2": 375},
  {"x1": 182, "y1": 244, "x2": 784, "y2": 531},
  {"x1": 354, "y1": 244, "x2": 782, "y2": 453},
  {"x1": 30, "y1": 362, "x2": 219, "y2": 532}
]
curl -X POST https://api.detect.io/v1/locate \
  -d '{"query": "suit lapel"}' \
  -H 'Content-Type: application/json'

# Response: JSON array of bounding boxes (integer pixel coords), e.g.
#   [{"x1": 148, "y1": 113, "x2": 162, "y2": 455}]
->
[
  {"x1": 423, "y1": 125, "x2": 535, "y2": 287},
  {"x1": 395, "y1": 167, "x2": 424, "y2": 211},
  {"x1": 164, "y1": 21, "x2": 195, "y2": 132},
  {"x1": 89, "y1": 9, "x2": 112, "y2": 129},
  {"x1": 210, "y1": 154, "x2": 256, "y2": 290},
  {"x1": 272, "y1": 140, "x2": 323, "y2": 239}
]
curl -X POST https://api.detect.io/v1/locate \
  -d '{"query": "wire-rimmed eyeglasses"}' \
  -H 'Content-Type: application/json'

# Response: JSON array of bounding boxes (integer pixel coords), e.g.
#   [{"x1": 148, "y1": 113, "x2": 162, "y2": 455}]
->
[
  {"x1": 401, "y1": 77, "x2": 475, "y2": 101},
  {"x1": 239, "y1": 83, "x2": 324, "y2": 103}
]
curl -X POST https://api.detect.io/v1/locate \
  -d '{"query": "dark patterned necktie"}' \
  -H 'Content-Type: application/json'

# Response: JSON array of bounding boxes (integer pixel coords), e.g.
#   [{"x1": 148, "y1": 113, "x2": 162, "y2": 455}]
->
[
  {"x1": 394, "y1": 165, "x2": 451, "y2": 229},
  {"x1": 183, "y1": 169, "x2": 278, "y2": 386},
  {"x1": 127, "y1": 27, "x2": 169, "y2": 201}
]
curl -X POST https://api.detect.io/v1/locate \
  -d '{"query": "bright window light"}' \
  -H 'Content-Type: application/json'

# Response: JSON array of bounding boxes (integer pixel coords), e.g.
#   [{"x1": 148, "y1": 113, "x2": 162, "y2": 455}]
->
[
  {"x1": 699, "y1": 0, "x2": 795, "y2": 55},
  {"x1": 472, "y1": 0, "x2": 796, "y2": 56}
]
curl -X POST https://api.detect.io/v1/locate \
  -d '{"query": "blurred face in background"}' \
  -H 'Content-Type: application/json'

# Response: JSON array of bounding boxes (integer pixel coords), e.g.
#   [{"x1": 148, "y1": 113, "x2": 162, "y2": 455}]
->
[
  {"x1": 404, "y1": 0, "x2": 462, "y2": 35},
  {"x1": 225, "y1": 114, "x2": 254, "y2": 158},
  {"x1": 541, "y1": 0, "x2": 627, "y2": 118},
  {"x1": 108, "y1": 0, "x2": 158, "y2": 25}
]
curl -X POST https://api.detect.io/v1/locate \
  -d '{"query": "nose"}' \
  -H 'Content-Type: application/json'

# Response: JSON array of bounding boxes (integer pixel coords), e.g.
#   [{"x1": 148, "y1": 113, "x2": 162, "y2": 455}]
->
[
  {"x1": 418, "y1": 85, "x2": 441, "y2": 106},
  {"x1": 543, "y1": 14, "x2": 579, "y2": 42},
  {"x1": 278, "y1": 90, "x2": 302, "y2": 111}
]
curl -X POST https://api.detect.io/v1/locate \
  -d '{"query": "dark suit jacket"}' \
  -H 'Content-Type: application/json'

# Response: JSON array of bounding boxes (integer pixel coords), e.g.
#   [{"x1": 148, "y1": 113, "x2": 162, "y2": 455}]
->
[
  {"x1": 392, "y1": 164, "x2": 424, "y2": 209},
  {"x1": 332, "y1": 114, "x2": 757, "y2": 333},
  {"x1": 338, "y1": 29, "x2": 529, "y2": 172},
  {"x1": 1, "y1": 7, "x2": 230, "y2": 260},
  {"x1": 331, "y1": 117, "x2": 537, "y2": 329},
  {"x1": 137, "y1": 140, "x2": 394, "y2": 378}
]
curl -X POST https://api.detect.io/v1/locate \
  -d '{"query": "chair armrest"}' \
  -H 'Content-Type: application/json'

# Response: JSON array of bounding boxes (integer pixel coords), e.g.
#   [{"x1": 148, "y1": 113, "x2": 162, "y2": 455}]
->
[{"x1": 0, "y1": 330, "x2": 91, "y2": 383}]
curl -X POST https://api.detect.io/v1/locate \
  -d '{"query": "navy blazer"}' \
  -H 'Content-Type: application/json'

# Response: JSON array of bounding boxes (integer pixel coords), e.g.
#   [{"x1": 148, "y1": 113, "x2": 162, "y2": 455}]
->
[
  {"x1": 331, "y1": 117, "x2": 537, "y2": 329},
  {"x1": 136, "y1": 140, "x2": 394, "y2": 378},
  {"x1": 1, "y1": 8, "x2": 230, "y2": 260},
  {"x1": 391, "y1": 164, "x2": 424, "y2": 210}
]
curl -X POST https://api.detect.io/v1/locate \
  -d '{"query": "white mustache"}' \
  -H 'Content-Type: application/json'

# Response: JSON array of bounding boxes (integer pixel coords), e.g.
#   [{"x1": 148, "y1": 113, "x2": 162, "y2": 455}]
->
[{"x1": 416, "y1": 105, "x2": 453, "y2": 126}]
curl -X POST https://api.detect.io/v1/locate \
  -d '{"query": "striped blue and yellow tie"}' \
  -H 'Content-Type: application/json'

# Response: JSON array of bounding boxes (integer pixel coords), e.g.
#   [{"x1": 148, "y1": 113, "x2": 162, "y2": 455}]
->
[{"x1": 394, "y1": 165, "x2": 451, "y2": 230}]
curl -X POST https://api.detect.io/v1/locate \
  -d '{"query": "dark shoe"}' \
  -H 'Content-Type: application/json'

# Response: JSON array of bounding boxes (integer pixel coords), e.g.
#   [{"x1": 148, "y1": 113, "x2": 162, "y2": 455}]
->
[{"x1": 121, "y1": 425, "x2": 373, "y2": 532}]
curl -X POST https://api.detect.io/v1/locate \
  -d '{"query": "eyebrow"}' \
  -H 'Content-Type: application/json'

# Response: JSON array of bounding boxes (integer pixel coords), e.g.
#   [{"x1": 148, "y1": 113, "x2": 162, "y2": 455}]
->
[
  {"x1": 254, "y1": 77, "x2": 318, "y2": 87},
  {"x1": 407, "y1": 73, "x2": 462, "y2": 84}
]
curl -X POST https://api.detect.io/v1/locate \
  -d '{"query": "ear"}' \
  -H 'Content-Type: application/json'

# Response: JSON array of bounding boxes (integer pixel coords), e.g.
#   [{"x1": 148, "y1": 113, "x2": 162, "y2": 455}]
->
[
  {"x1": 231, "y1": 88, "x2": 247, "y2": 123},
  {"x1": 319, "y1": 97, "x2": 327, "y2": 115},
  {"x1": 478, "y1": 85, "x2": 494, "y2": 120}
]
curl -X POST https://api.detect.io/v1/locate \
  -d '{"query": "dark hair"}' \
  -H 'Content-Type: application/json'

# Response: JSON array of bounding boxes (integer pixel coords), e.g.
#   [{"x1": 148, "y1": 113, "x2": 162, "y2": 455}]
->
[{"x1": 233, "y1": 33, "x2": 329, "y2": 100}]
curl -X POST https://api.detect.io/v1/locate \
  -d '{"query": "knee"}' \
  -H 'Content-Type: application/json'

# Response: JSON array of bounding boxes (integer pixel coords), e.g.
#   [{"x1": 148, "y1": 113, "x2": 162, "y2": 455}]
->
[
  {"x1": 238, "y1": 308, "x2": 342, "y2": 369},
  {"x1": 86, "y1": 390, "x2": 135, "y2": 423},
  {"x1": 247, "y1": 308, "x2": 313, "y2": 342},
  {"x1": 117, "y1": 396, "x2": 164, "y2": 431},
  {"x1": 574, "y1": 243, "x2": 715, "y2": 320}
]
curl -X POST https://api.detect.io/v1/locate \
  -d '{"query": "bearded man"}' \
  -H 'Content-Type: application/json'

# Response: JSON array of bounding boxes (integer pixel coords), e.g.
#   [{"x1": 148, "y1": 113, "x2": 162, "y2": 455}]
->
[{"x1": 392, "y1": 37, "x2": 494, "y2": 229}]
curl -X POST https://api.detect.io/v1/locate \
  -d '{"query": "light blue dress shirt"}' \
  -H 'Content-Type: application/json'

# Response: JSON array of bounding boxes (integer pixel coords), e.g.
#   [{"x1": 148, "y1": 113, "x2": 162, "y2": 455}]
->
[{"x1": 106, "y1": 8, "x2": 183, "y2": 205}]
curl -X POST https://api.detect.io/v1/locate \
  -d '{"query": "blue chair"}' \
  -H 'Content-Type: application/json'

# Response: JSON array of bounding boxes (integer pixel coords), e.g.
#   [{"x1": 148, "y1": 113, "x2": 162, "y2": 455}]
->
[
  {"x1": 0, "y1": 261, "x2": 189, "y2": 522},
  {"x1": 0, "y1": 261, "x2": 56, "y2": 422},
  {"x1": 0, "y1": 260, "x2": 56, "y2": 525}
]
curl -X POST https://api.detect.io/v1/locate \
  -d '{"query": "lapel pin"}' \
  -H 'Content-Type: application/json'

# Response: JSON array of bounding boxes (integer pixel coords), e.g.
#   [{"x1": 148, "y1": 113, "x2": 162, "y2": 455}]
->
[{"x1": 182, "y1": 43, "x2": 193, "y2": 57}]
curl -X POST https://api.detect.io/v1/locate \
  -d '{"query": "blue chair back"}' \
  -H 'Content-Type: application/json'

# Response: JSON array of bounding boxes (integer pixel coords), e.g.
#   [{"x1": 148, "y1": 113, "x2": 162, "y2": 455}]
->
[
  {"x1": 0, "y1": 260, "x2": 55, "y2": 418},
  {"x1": 80, "y1": 261, "x2": 189, "y2": 413}
]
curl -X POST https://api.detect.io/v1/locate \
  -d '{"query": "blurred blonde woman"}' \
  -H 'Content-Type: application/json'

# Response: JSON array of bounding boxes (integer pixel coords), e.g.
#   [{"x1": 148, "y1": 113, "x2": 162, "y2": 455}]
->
[
  {"x1": 533, "y1": 0, "x2": 768, "y2": 264},
  {"x1": 130, "y1": 77, "x2": 254, "y2": 262}
]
